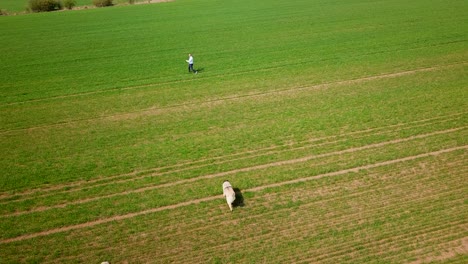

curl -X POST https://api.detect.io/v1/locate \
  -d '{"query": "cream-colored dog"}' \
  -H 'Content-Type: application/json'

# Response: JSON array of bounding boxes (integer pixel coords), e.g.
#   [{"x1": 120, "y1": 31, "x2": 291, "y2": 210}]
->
[{"x1": 222, "y1": 180, "x2": 236, "y2": 211}]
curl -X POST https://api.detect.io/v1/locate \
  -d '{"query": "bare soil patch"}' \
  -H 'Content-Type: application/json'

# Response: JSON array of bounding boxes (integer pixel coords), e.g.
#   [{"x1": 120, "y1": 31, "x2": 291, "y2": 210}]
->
[{"x1": 410, "y1": 237, "x2": 468, "y2": 264}]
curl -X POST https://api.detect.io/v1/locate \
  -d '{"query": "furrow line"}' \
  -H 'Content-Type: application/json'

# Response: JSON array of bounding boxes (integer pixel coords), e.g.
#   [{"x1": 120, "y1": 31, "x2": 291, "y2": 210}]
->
[
  {"x1": 185, "y1": 185, "x2": 466, "y2": 262},
  {"x1": 0, "y1": 196, "x2": 220, "y2": 244},
  {"x1": 1, "y1": 58, "x2": 312, "y2": 107},
  {"x1": 46, "y1": 160, "x2": 461, "y2": 260},
  {"x1": 1, "y1": 127, "x2": 464, "y2": 216},
  {"x1": 148, "y1": 172, "x2": 406, "y2": 249},
  {"x1": 290, "y1": 211, "x2": 466, "y2": 263},
  {"x1": 0, "y1": 145, "x2": 464, "y2": 244},
  {"x1": 406, "y1": 237, "x2": 468, "y2": 264},
  {"x1": 318, "y1": 223, "x2": 468, "y2": 263},
  {"x1": 1, "y1": 61, "x2": 465, "y2": 108},
  {"x1": 187, "y1": 210, "x2": 466, "y2": 263},
  {"x1": 372, "y1": 235, "x2": 468, "y2": 263},
  {"x1": 140, "y1": 166, "x2": 406, "y2": 243},
  {"x1": 1, "y1": 112, "x2": 464, "y2": 201},
  {"x1": 246, "y1": 143, "x2": 466, "y2": 192},
  {"x1": 0, "y1": 119, "x2": 430, "y2": 206},
  {"x1": 155, "y1": 162, "x2": 465, "y2": 243},
  {"x1": 1, "y1": 62, "x2": 465, "y2": 135},
  {"x1": 102, "y1": 154, "x2": 468, "y2": 260},
  {"x1": 163, "y1": 193, "x2": 464, "y2": 262}
]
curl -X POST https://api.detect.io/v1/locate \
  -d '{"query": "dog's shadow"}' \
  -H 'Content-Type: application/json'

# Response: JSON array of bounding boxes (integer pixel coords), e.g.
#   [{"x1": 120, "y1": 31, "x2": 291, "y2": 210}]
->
[
  {"x1": 233, "y1": 188, "x2": 245, "y2": 208},
  {"x1": 195, "y1": 67, "x2": 205, "y2": 73}
]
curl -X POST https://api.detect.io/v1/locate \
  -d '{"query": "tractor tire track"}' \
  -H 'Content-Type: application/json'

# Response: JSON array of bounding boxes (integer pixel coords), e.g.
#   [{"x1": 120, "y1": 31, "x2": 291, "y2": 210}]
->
[
  {"x1": 11, "y1": 158, "x2": 464, "y2": 262},
  {"x1": 58, "y1": 182, "x2": 465, "y2": 263},
  {"x1": 1, "y1": 62, "x2": 465, "y2": 135},
  {"x1": 161, "y1": 170, "x2": 465, "y2": 261},
  {"x1": 98, "y1": 153, "x2": 463, "y2": 263},
  {"x1": 1, "y1": 127, "x2": 464, "y2": 217},
  {"x1": 187, "y1": 196, "x2": 465, "y2": 263},
  {"x1": 1, "y1": 111, "x2": 464, "y2": 202},
  {"x1": 2, "y1": 61, "x2": 465, "y2": 108},
  {"x1": 0, "y1": 145, "x2": 465, "y2": 244},
  {"x1": 0, "y1": 113, "x2": 456, "y2": 205},
  {"x1": 407, "y1": 237, "x2": 468, "y2": 264},
  {"x1": 201, "y1": 187, "x2": 466, "y2": 263},
  {"x1": 184, "y1": 164, "x2": 466, "y2": 261}
]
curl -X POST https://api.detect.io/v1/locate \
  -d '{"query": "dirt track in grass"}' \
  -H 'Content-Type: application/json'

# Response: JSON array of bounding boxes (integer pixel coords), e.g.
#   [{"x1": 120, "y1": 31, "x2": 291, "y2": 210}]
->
[
  {"x1": 1, "y1": 123, "x2": 465, "y2": 216},
  {"x1": 126, "y1": 156, "x2": 467, "y2": 263},
  {"x1": 1, "y1": 62, "x2": 465, "y2": 134},
  {"x1": 0, "y1": 106, "x2": 465, "y2": 202},
  {"x1": 2, "y1": 149, "x2": 465, "y2": 263},
  {"x1": 1, "y1": 63, "x2": 465, "y2": 262},
  {"x1": 1, "y1": 145, "x2": 465, "y2": 244}
]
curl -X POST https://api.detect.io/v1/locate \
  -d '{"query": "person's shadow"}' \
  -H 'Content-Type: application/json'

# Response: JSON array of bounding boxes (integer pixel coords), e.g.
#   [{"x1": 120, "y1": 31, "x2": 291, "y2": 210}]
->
[
  {"x1": 233, "y1": 188, "x2": 245, "y2": 208},
  {"x1": 194, "y1": 67, "x2": 205, "y2": 73}
]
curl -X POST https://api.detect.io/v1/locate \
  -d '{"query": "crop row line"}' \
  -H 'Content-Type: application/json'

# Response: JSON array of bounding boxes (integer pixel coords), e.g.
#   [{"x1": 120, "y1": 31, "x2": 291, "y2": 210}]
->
[
  {"x1": 216, "y1": 225, "x2": 465, "y2": 264},
  {"x1": 180, "y1": 163, "x2": 466, "y2": 260},
  {"x1": 2, "y1": 62, "x2": 466, "y2": 136},
  {"x1": 297, "y1": 224, "x2": 466, "y2": 264},
  {"x1": 406, "y1": 237, "x2": 468, "y2": 264},
  {"x1": 0, "y1": 145, "x2": 464, "y2": 244},
  {"x1": 146, "y1": 165, "x2": 416, "y2": 247},
  {"x1": 1, "y1": 110, "x2": 463, "y2": 202},
  {"x1": 307, "y1": 202, "x2": 467, "y2": 262},
  {"x1": 245, "y1": 130, "x2": 465, "y2": 193},
  {"x1": 2, "y1": 60, "x2": 465, "y2": 109},
  {"x1": 48, "y1": 159, "x2": 468, "y2": 260},
  {"x1": 368, "y1": 235, "x2": 468, "y2": 263},
  {"x1": 0, "y1": 111, "x2": 459, "y2": 204},
  {"x1": 156, "y1": 172, "x2": 465, "y2": 261},
  {"x1": 196, "y1": 191, "x2": 466, "y2": 263},
  {"x1": 182, "y1": 197, "x2": 466, "y2": 263},
  {"x1": 1, "y1": 126, "x2": 463, "y2": 216}
]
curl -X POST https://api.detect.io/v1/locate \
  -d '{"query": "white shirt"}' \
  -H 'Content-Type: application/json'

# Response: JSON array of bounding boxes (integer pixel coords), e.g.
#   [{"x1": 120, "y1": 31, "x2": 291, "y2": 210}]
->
[{"x1": 187, "y1": 56, "x2": 193, "y2": 64}]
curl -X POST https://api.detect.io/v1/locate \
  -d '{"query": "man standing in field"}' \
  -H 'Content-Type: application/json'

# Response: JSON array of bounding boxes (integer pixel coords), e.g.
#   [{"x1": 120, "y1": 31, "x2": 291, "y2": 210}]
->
[{"x1": 186, "y1": 53, "x2": 197, "y2": 74}]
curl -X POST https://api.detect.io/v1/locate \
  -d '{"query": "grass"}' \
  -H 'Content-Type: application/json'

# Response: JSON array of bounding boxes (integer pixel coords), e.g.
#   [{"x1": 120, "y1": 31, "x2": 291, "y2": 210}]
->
[{"x1": 0, "y1": 0, "x2": 467, "y2": 263}]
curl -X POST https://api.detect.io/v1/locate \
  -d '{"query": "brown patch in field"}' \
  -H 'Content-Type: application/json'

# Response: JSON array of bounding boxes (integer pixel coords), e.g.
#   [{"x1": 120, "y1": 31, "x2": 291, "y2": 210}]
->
[
  {"x1": 134, "y1": 160, "x2": 465, "y2": 261},
  {"x1": 91, "y1": 161, "x2": 467, "y2": 262},
  {"x1": 322, "y1": 223, "x2": 465, "y2": 263},
  {"x1": 410, "y1": 237, "x2": 468, "y2": 264},
  {"x1": 188, "y1": 195, "x2": 465, "y2": 263},
  {"x1": 294, "y1": 175, "x2": 467, "y2": 262}
]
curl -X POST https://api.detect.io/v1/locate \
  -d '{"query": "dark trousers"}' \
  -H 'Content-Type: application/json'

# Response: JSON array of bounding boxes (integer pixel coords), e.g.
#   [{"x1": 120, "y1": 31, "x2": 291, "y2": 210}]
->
[{"x1": 188, "y1": 64, "x2": 194, "y2": 72}]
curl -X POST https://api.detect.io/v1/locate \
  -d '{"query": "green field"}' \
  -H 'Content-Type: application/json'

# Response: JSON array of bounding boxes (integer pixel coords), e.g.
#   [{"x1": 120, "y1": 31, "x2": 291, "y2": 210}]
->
[{"x1": 1, "y1": 0, "x2": 467, "y2": 262}]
